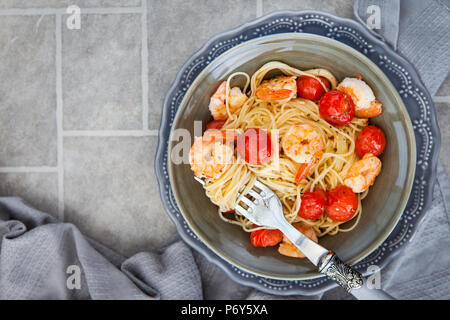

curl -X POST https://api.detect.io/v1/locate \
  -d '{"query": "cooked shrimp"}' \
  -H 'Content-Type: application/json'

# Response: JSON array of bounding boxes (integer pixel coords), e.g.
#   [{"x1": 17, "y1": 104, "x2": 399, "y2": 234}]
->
[
  {"x1": 255, "y1": 75, "x2": 297, "y2": 103},
  {"x1": 344, "y1": 153, "x2": 382, "y2": 193},
  {"x1": 278, "y1": 223, "x2": 318, "y2": 258},
  {"x1": 208, "y1": 81, "x2": 248, "y2": 120},
  {"x1": 189, "y1": 130, "x2": 236, "y2": 179},
  {"x1": 281, "y1": 124, "x2": 325, "y2": 182},
  {"x1": 337, "y1": 77, "x2": 382, "y2": 118}
]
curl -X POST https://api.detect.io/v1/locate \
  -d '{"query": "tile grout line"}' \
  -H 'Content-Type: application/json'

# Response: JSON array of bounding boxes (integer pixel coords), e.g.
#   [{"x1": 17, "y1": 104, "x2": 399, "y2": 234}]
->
[
  {"x1": 0, "y1": 7, "x2": 142, "y2": 16},
  {"x1": 256, "y1": 0, "x2": 263, "y2": 17},
  {"x1": 63, "y1": 130, "x2": 159, "y2": 137},
  {"x1": 141, "y1": 0, "x2": 149, "y2": 130},
  {"x1": 56, "y1": 14, "x2": 65, "y2": 222},
  {"x1": 71, "y1": 7, "x2": 142, "y2": 14},
  {"x1": 0, "y1": 167, "x2": 58, "y2": 173}
]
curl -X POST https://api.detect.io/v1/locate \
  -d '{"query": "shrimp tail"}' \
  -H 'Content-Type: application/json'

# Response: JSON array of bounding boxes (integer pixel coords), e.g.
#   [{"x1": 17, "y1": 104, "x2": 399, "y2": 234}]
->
[{"x1": 294, "y1": 158, "x2": 319, "y2": 183}]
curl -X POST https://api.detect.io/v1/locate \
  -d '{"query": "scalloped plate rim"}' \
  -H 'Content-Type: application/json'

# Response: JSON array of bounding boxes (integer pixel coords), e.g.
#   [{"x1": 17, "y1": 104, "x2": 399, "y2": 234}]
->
[{"x1": 168, "y1": 32, "x2": 416, "y2": 280}]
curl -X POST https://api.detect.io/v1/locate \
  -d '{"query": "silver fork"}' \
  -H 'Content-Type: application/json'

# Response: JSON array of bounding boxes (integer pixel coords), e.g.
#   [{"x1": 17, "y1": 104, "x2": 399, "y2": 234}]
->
[{"x1": 233, "y1": 180, "x2": 394, "y2": 300}]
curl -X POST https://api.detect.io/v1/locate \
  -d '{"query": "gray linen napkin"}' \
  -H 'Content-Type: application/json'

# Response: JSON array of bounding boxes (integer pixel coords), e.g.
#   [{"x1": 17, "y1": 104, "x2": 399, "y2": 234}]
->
[
  {"x1": 354, "y1": 0, "x2": 450, "y2": 96},
  {"x1": 0, "y1": 0, "x2": 449, "y2": 300},
  {"x1": 0, "y1": 199, "x2": 204, "y2": 299}
]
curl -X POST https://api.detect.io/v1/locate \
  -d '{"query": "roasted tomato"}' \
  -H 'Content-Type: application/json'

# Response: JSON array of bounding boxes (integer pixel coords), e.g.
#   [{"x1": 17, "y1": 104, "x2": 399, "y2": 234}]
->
[
  {"x1": 355, "y1": 125, "x2": 386, "y2": 157},
  {"x1": 298, "y1": 188, "x2": 327, "y2": 220},
  {"x1": 296, "y1": 76, "x2": 331, "y2": 101},
  {"x1": 237, "y1": 128, "x2": 272, "y2": 165},
  {"x1": 325, "y1": 185, "x2": 358, "y2": 222},
  {"x1": 205, "y1": 119, "x2": 226, "y2": 131},
  {"x1": 250, "y1": 228, "x2": 283, "y2": 247},
  {"x1": 319, "y1": 90, "x2": 355, "y2": 126}
]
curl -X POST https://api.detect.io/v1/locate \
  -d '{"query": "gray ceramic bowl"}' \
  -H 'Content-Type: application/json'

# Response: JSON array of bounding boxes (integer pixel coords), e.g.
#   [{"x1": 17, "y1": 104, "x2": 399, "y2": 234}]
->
[{"x1": 168, "y1": 33, "x2": 416, "y2": 280}]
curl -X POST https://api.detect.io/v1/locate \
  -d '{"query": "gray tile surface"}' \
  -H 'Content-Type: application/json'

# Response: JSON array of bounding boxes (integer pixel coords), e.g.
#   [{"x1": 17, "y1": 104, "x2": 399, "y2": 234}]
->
[
  {"x1": 436, "y1": 74, "x2": 450, "y2": 96},
  {"x1": 0, "y1": 173, "x2": 58, "y2": 218},
  {"x1": 263, "y1": 0, "x2": 354, "y2": 18},
  {"x1": 63, "y1": 137, "x2": 174, "y2": 257},
  {"x1": 62, "y1": 14, "x2": 142, "y2": 130},
  {"x1": 0, "y1": 0, "x2": 141, "y2": 8},
  {"x1": 0, "y1": 15, "x2": 57, "y2": 166},
  {"x1": 436, "y1": 103, "x2": 450, "y2": 178},
  {"x1": 147, "y1": 0, "x2": 257, "y2": 129}
]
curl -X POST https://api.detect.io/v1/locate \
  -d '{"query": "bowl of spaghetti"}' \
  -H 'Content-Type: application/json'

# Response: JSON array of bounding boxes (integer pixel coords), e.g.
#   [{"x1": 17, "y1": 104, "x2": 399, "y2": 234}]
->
[{"x1": 167, "y1": 33, "x2": 416, "y2": 279}]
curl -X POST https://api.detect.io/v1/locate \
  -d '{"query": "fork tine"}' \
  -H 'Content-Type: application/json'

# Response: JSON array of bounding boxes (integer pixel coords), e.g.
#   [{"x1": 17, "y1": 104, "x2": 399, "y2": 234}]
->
[
  {"x1": 234, "y1": 204, "x2": 247, "y2": 215},
  {"x1": 240, "y1": 196, "x2": 255, "y2": 208},
  {"x1": 254, "y1": 180, "x2": 265, "y2": 189},
  {"x1": 235, "y1": 204, "x2": 260, "y2": 226},
  {"x1": 248, "y1": 189, "x2": 263, "y2": 201},
  {"x1": 254, "y1": 180, "x2": 269, "y2": 193}
]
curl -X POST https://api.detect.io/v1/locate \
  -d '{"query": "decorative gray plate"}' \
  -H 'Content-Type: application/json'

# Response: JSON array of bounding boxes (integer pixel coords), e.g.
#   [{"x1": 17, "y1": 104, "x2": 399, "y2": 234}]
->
[{"x1": 155, "y1": 11, "x2": 440, "y2": 295}]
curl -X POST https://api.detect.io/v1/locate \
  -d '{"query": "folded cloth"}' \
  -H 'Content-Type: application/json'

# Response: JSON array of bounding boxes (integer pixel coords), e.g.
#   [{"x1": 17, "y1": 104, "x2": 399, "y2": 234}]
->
[
  {"x1": 1, "y1": 0, "x2": 449, "y2": 300},
  {"x1": 0, "y1": 199, "x2": 203, "y2": 299},
  {"x1": 354, "y1": 0, "x2": 450, "y2": 96}
]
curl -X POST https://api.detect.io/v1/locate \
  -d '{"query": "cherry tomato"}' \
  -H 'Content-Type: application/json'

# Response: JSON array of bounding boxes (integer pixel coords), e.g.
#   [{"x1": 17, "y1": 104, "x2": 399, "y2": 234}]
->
[
  {"x1": 237, "y1": 128, "x2": 272, "y2": 165},
  {"x1": 355, "y1": 125, "x2": 386, "y2": 157},
  {"x1": 319, "y1": 90, "x2": 355, "y2": 126},
  {"x1": 296, "y1": 76, "x2": 331, "y2": 101},
  {"x1": 250, "y1": 228, "x2": 283, "y2": 247},
  {"x1": 319, "y1": 76, "x2": 331, "y2": 89},
  {"x1": 298, "y1": 188, "x2": 327, "y2": 220},
  {"x1": 325, "y1": 185, "x2": 358, "y2": 222},
  {"x1": 205, "y1": 119, "x2": 226, "y2": 131}
]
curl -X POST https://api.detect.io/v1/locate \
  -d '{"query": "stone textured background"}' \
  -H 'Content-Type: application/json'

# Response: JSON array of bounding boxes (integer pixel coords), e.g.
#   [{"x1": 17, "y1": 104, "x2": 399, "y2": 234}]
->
[{"x1": 0, "y1": 0, "x2": 448, "y2": 257}]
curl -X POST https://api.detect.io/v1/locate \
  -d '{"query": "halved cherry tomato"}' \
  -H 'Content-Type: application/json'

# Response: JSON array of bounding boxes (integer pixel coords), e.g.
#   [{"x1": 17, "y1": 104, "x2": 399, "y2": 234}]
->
[
  {"x1": 319, "y1": 90, "x2": 355, "y2": 126},
  {"x1": 206, "y1": 119, "x2": 226, "y2": 131},
  {"x1": 296, "y1": 76, "x2": 331, "y2": 101},
  {"x1": 250, "y1": 228, "x2": 283, "y2": 247},
  {"x1": 325, "y1": 185, "x2": 358, "y2": 222},
  {"x1": 298, "y1": 188, "x2": 327, "y2": 220},
  {"x1": 237, "y1": 128, "x2": 272, "y2": 165},
  {"x1": 320, "y1": 76, "x2": 331, "y2": 89},
  {"x1": 355, "y1": 125, "x2": 386, "y2": 157}
]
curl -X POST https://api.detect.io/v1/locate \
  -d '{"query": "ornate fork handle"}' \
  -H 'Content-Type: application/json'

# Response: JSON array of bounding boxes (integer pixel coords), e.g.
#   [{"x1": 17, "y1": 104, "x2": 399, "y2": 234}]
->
[{"x1": 318, "y1": 252, "x2": 363, "y2": 292}]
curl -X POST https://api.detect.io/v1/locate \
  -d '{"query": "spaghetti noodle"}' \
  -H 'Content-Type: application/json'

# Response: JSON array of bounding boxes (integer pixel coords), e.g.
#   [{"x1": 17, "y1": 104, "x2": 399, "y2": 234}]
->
[{"x1": 198, "y1": 62, "x2": 370, "y2": 238}]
